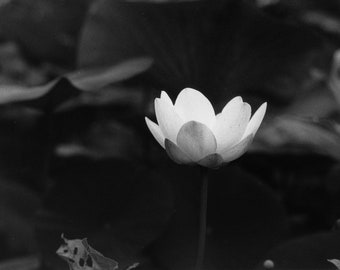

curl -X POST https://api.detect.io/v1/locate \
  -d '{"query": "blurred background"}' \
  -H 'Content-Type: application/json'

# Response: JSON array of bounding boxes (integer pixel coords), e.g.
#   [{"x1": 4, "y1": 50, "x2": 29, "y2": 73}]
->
[{"x1": 1, "y1": 0, "x2": 340, "y2": 269}]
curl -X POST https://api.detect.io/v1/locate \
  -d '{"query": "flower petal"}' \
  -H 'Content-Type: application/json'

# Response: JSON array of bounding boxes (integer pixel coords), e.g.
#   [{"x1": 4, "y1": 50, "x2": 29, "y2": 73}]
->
[
  {"x1": 176, "y1": 121, "x2": 217, "y2": 161},
  {"x1": 198, "y1": 153, "x2": 223, "y2": 169},
  {"x1": 219, "y1": 135, "x2": 253, "y2": 163},
  {"x1": 160, "y1": 91, "x2": 173, "y2": 105},
  {"x1": 174, "y1": 88, "x2": 215, "y2": 128},
  {"x1": 165, "y1": 139, "x2": 193, "y2": 164},
  {"x1": 213, "y1": 97, "x2": 251, "y2": 152},
  {"x1": 145, "y1": 117, "x2": 165, "y2": 148},
  {"x1": 241, "y1": 102, "x2": 267, "y2": 140},
  {"x1": 155, "y1": 97, "x2": 184, "y2": 143}
]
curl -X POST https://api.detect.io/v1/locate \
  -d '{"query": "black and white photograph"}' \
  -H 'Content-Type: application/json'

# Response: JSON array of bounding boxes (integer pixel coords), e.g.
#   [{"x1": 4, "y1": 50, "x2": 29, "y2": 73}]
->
[{"x1": 1, "y1": 0, "x2": 340, "y2": 270}]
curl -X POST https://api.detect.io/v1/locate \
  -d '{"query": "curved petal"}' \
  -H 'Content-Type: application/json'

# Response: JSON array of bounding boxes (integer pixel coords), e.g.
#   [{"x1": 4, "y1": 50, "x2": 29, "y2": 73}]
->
[
  {"x1": 220, "y1": 135, "x2": 253, "y2": 163},
  {"x1": 221, "y1": 96, "x2": 243, "y2": 114},
  {"x1": 160, "y1": 91, "x2": 173, "y2": 105},
  {"x1": 155, "y1": 98, "x2": 184, "y2": 143},
  {"x1": 145, "y1": 117, "x2": 165, "y2": 148},
  {"x1": 241, "y1": 102, "x2": 267, "y2": 140},
  {"x1": 174, "y1": 88, "x2": 215, "y2": 128},
  {"x1": 165, "y1": 139, "x2": 193, "y2": 164},
  {"x1": 176, "y1": 121, "x2": 217, "y2": 162},
  {"x1": 198, "y1": 153, "x2": 223, "y2": 169},
  {"x1": 213, "y1": 97, "x2": 251, "y2": 152}
]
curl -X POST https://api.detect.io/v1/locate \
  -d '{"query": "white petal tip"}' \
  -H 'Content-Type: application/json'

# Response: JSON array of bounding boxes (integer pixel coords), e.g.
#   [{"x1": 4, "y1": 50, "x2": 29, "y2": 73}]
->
[
  {"x1": 160, "y1": 91, "x2": 173, "y2": 104},
  {"x1": 180, "y1": 87, "x2": 203, "y2": 96},
  {"x1": 183, "y1": 87, "x2": 197, "y2": 91},
  {"x1": 174, "y1": 88, "x2": 215, "y2": 127},
  {"x1": 233, "y1": 96, "x2": 243, "y2": 102},
  {"x1": 243, "y1": 102, "x2": 251, "y2": 111},
  {"x1": 241, "y1": 102, "x2": 267, "y2": 140},
  {"x1": 256, "y1": 102, "x2": 267, "y2": 120},
  {"x1": 145, "y1": 116, "x2": 165, "y2": 148},
  {"x1": 145, "y1": 116, "x2": 153, "y2": 127}
]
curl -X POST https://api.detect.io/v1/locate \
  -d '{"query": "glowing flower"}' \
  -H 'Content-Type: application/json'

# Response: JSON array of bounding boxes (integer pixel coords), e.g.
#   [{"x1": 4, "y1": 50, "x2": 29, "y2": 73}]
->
[{"x1": 145, "y1": 88, "x2": 267, "y2": 168}]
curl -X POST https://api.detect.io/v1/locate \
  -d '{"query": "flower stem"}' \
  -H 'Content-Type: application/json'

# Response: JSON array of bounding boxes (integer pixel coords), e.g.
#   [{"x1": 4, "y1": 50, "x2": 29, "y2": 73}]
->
[{"x1": 195, "y1": 166, "x2": 209, "y2": 270}]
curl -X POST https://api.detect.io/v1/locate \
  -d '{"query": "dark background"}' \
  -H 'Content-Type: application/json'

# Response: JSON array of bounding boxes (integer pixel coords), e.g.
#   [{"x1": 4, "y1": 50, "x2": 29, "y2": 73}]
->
[{"x1": 1, "y1": 0, "x2": 340, "y2": 269}]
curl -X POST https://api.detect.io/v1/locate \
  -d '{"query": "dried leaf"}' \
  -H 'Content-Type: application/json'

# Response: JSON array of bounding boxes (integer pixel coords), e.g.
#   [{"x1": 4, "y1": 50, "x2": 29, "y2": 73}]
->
[
  {"x1": 56, "y1": 234, "x2": 119, "y2": 270},
  {"x1": 329, "y1": 259, "x2": 340, "y2": 269}
]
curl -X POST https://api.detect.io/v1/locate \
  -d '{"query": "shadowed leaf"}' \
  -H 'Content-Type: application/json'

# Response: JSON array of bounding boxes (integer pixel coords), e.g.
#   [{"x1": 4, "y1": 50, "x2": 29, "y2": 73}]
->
[
  {"x1": 78, "y1": 0, "x2": 330, "y2": 107},
  {"x1": 67, "y1": 57, "x2": 152, "y2": 91},
  {"x1": 256, "y1": 231, "x2": 340, "y2": 270},
  {"x1": 0, "y1": 0, "x2": 92, "y2": 66},
  {"x1": 0, "y1": 58, "x2": 152, "y2": 112},
  {"x1": 253, "y1": 115, "x2": 340, "y2": 160}
]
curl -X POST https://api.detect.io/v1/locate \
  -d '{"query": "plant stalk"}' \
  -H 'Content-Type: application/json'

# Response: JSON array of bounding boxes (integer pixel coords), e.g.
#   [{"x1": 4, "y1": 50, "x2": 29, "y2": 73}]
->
[{"x1": 195, "y1": 166, "x2": 209, "y2": 270}]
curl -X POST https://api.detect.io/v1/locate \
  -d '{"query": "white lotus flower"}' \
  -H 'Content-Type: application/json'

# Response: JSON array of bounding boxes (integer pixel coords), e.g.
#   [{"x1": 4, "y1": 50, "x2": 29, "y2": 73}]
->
[{"x1": 145, "y1": 88, "x2": 267, "y2": 168}]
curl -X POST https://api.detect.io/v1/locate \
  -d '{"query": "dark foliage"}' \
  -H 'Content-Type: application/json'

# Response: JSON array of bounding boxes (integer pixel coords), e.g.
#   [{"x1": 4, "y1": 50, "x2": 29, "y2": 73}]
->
[{"x1": 0, "y1": 1, "x2": 340, "y2": 270}]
